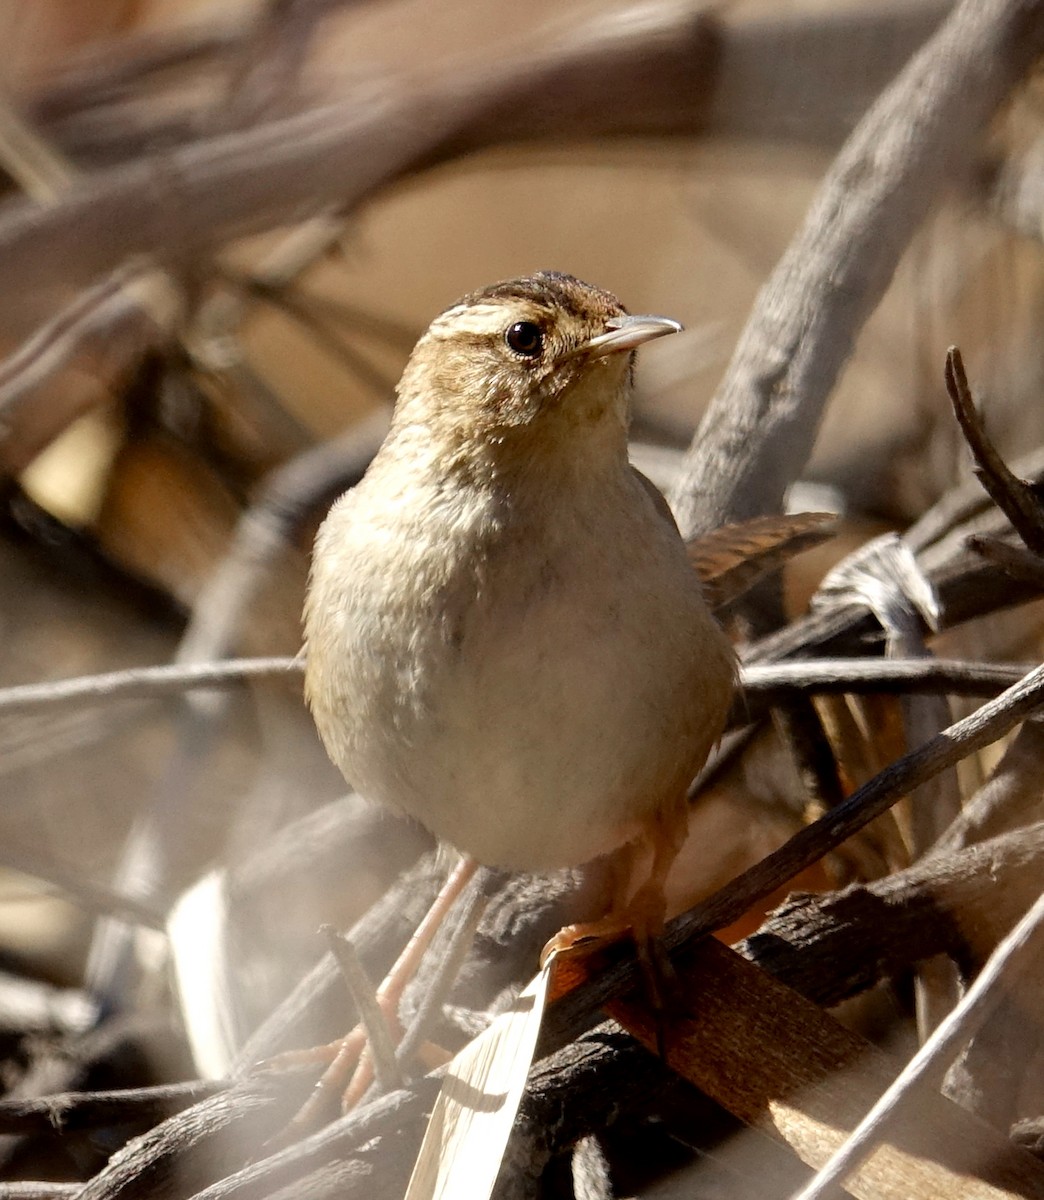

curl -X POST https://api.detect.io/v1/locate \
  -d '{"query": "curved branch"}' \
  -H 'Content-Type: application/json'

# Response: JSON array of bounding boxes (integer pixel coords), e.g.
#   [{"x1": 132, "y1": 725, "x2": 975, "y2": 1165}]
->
[
  {"x1": 670, "y1": 0, "x2": 1044, "y2": 536},
  {"x1": 0, "y1": 4, "x2": 947, "y2": 328}
]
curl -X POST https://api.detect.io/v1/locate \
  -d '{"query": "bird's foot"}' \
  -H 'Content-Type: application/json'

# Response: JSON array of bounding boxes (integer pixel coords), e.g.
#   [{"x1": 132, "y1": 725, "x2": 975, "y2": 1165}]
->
[
  {"x1": 540, "y1": 912, "x2": 633, "y2": 966},
  {"x1": 541, "y1": 881, "x2": 679, "y2": 1056},
  {"x1": 541, "y1": 875, "x2": 668, "y2": 960},
  {"x1": 255, "y1": 1038, "x2": 345, "y2": 1072},
  {"x1": 257, "y1": 857, "x2": 478, "y2": 1150},
  {"x1": 257, "y1": 1010, "x2": 394, "y2": 1153}
]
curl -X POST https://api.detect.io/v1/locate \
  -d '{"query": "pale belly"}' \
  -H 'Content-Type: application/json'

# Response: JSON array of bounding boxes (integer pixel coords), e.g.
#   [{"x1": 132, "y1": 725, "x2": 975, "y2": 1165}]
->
[
  {"x1": 306, "y1": 502, "x2": 735, "y2": 871},
  {"x1": 388, "y1": 622, "x2": 725, "y2": 870}
]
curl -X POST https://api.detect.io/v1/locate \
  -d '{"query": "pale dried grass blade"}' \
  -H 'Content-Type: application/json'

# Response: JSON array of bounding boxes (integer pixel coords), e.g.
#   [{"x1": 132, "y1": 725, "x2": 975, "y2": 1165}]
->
[
  {"x1": 404, "y1": 962, "x2": 552, "y2": 1200},
  {"x1": 168, "y1": 870, "x2": 241, "y2": 1081}
]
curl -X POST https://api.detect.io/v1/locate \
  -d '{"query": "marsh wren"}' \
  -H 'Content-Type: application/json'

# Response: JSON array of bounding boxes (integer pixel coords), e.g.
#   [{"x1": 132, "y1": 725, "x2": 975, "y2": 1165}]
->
[{"x1": 305, "y1": 271, "x2": 735, "y2": 956}]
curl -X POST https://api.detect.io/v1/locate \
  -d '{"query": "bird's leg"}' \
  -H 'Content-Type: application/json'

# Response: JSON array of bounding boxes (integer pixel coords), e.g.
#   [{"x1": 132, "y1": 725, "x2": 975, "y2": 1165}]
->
[
  {"x1": 540, "y1": 839, "x2": 642, "y2": 965},
  {"x1": 540, "y1": 798, "x2": 689, "y2": 1053},
  {"x1": 631, "y1": 797, "x2": 690, "y2": 944},
  {"x1": 542, "y1": 796, "x2": 690, "y2": 963},
  {"x1": 626, "y1": 802, "x2": 689, "y2": 1045},
  {"x1": 271, "y1": 855, "x2": 478, "y2": 1138}
]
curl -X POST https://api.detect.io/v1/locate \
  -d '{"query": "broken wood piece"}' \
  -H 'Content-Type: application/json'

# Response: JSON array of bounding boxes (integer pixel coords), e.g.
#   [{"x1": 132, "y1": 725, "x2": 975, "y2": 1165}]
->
[
  {"x1": 609, "y1": 938, "x2": 1044, "y2": 1199},
  {"x1": 747, "y1": 822, "x2": 1044, "y2": 994},
  {"x1": 794, "y1": 888, "x2": 1044, "y2": 1199},
  {"x1": 321, "y1": 927, "x2": 403, "y2": 1096}
]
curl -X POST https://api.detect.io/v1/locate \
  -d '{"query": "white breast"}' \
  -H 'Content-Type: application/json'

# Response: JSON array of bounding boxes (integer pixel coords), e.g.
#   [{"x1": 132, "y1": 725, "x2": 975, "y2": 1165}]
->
[{"x1": 304, "y1": 456, "x2": 734, "y2": 871}]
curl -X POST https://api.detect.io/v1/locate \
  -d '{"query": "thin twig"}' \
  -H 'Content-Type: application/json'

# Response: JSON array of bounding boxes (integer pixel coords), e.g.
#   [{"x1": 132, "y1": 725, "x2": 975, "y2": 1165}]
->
[
  {"x1": 740, "y1": 657, "x2": 1032, "y2": 699},
  {"x1": 0, "y1": 1080, "x2": 222, "y2": 1136},
  {"x1": 243, "y1": 284, "x2": 401, "y2": 400},
  {"x1": 944, "y1": 345, "x2": 1044, "y2": 555},
  {"x1": 0, "y1": 1185, "x2": 83, "y2": 1199},
  {"x1": 794, "y1": 888, "x2": 1044, "y2": 1200},
  {"x1": 0, "y1": 656, "x2": 301, "y2": 717},
  {"x1": 322, "y1": 927, "x2": 403, "y2": 1095},
  {"x1": 0, "y1": 653, "x2": 1027, "y2": 722}
]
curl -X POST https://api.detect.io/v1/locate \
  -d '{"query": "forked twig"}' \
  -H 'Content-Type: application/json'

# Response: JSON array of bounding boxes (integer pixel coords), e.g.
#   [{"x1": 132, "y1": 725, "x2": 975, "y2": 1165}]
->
[{"x1": 945, "y1": 345, "x2": 1044, "y2": 555}]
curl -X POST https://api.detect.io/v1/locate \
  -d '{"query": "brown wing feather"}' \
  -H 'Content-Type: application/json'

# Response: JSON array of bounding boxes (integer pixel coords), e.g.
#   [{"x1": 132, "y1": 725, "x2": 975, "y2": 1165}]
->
[
  {"x1": 629, "y1": 469, "x2": 834, "y2": 612},
  {"x1": 686, "y1": 512, "x2": 837, "y2": 611}
]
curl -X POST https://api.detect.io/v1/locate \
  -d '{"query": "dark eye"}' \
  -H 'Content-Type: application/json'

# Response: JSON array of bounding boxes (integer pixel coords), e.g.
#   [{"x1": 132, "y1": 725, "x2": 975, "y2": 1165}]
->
[{"x1": 505, "y1": 321, "x2": 544, "y2": 358}]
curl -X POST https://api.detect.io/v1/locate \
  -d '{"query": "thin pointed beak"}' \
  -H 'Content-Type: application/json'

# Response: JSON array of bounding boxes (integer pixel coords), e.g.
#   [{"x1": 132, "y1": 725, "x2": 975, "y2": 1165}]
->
[{"x1": 578, "y1": 314, "x2": 683, "y2": 358}]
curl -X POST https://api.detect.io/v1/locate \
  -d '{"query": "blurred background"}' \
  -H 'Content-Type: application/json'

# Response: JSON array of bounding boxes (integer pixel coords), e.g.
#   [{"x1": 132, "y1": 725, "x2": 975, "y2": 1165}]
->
[{"x1": 0, "y1": 0, "x2": 1042, "y2": 1186}]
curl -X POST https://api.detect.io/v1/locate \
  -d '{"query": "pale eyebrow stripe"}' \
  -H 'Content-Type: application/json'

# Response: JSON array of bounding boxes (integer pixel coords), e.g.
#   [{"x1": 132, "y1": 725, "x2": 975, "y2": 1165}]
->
[{"x1": 427, "y1": 303, "x2": 536, "y2": 340}]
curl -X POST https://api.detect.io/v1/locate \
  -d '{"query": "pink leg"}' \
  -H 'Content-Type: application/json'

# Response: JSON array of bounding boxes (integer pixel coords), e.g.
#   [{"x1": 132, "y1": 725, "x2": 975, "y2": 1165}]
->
[
  {"x1": 276, "y1": 856, "x2": 479, "y2": 1137},
  {"x1": 541, "y1": 797, "x2": 689, "y2": 966},
  {"x1": 540, "y1": 839, "x2": 641, "y2": 964}
]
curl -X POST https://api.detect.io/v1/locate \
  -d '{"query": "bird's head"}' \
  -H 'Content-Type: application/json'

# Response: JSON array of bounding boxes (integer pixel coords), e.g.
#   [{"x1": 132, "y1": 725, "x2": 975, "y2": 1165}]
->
[{"x1": 392, "y1": 272, "x2": 681, "y2": 454}]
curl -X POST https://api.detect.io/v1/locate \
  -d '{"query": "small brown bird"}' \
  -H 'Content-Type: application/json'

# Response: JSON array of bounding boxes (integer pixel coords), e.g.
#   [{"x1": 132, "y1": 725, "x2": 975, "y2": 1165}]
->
[{"x1": 305, "y1": 271, "x2": 735, "y2": 960}]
